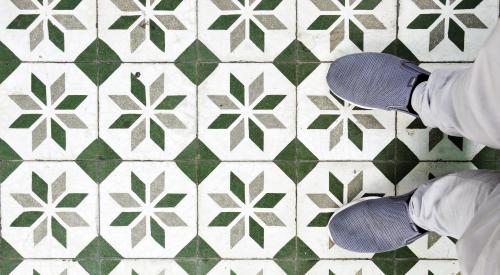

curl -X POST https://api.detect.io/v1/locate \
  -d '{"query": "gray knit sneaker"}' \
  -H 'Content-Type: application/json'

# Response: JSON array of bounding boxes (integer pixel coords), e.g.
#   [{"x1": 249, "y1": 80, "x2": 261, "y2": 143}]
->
[
  {"x1": 326, "y1": 53, "x2": 429, "y2": 116},
  {"x1": 328, "y1": 192, "x2": 427, "y2": 253}
]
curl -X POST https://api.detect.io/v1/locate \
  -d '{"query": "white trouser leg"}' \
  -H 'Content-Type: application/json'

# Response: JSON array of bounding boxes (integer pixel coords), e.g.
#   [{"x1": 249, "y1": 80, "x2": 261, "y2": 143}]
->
[
  {"x1": 411, "y1": 20, "x2": 500, "y2": 149},
  {"x1": 409, "y1": 170, "x2": 500, "y2": 275}
]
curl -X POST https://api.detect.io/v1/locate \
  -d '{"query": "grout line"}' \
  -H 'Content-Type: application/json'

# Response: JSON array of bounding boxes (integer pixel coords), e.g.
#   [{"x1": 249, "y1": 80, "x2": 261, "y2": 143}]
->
[
  {"x1": 195, "y1": 0, "x2": 200, "y2": 266},
  {"x1": 11, "y1": 159, "x2": 488, "y2": 163},
  {"x1": 3, "y1": 60, "x2": 476, "y2": 64},
  {"x1": 6, "y1": 257, "x2": 459, "y2": 261},
  {"x1": 94, "y1": 0, "x2": 102, "y2": 272},
  {"x1": 294, "y1": 0, "x2": 299, "y2": 272}
]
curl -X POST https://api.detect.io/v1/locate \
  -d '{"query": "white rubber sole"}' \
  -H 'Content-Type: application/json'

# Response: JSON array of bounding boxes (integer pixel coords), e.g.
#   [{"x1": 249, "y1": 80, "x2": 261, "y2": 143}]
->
[{"x1": 329, "y1": 89, "x2": 375, "y2": 110}]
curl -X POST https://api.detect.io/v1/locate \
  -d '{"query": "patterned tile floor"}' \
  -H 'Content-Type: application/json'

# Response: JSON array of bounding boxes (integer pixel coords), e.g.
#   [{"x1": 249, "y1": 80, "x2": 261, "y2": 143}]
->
[{"x1": 0, "y1": 0, "x2": 499, "y2": 274}]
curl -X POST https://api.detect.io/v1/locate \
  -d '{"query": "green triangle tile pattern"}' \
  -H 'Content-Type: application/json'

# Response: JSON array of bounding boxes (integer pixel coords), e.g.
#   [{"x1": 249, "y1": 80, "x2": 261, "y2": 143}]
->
[
  {"x1": 373, "y1": 138, "x2": 419, "y2": 185},
  {"x1": 76, "y1": 138, "x2": 122, "y2": 183},
  {"x1": 0, "y1": 138, "x2": 22, "y2": 160},
  {"x1": 100, "y1": 260, "x2": 122, "y2": 275},
  {"x1": 273, "y1": 237, "x2": 319, "y2": 275},
  {"x1": 0, "y1": 139, "x2": 22, "y2": 183},
  {"x1": 176, "y1": 259, "x2": 197, "y2": 275},
  {"x1": 0, "y1": 41, "x2": 21, "y2": 85},
  {"x1": 197, "y1": 259, "x2": 220, "y2": 275},
  {"x1": 175, "y1": 39, "x2": 220, "y2": 85},
  {"x1": 0, "y1": 161, "x2": 22, "y2": 183},
  {"x1": 382, "y1": 39, "x2": 420, "y2": 63},
  {"x1": 472, "y1": 146, "x2": 500, "y2": 169},
  {"x1": 76, "y1": 236, "x2": 122, "y2": 275},
  {"x1": 75, "y1": 39, "x2": 122, "y2": 86},
  {"x1": 274, "y1": 138, "x2": 319, "y2": 184},
  {"x1": 175, "y1": 235, "x2": 221, "y2": 274},
  {"x1": 273, "y1": 40, "x2": 321, "y2": 86},
  {"x1": 0, "y1": 238, "x2": 23, "y2": 274},
  {"x1": 175, "y1": 138, "x2": 221, "y2": 184}
]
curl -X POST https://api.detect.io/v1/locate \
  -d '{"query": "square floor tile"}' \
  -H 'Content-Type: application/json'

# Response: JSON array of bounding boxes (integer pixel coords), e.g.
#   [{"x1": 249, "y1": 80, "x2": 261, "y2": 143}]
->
[
  {"x1": 1, "y1": 162, "x2": 98, "y2": 258},
  {"x1": 99, "y1": 162, "x2": 197, "y2": 258},
  {"x1": 0, "y1": 0, "x2": 96, "y2": 61},
  {"x1": 198, "y1": 0, "x2": 296, "y2": 61},
  {"x1": 304, "y1": 260, "x2": 388, "y2": 275},
  {"x1": 397, "y1": 63, "x2": 485, "y2": 161},
  {"x1": 98, "y1": 0, "x2": 196, "y2": 61},
  {"x1": 298, "y1": 162, "x2": 395, "y2": 259},
  {"x1": 206, "y1": 260, "x2": 286, "y2": 275},
  {"x1": 400, "y1": 260, "x2": 461, "y2": 275},
  {"x1": 398, "y1": 0, "x2": 499, "y2": 61},
  {"x1": 298, "y1": 64, "x2": 395, "y2": 160},
  {"x1": 198, "y1": 162, "x2": 295, "y2": 258},
  {"x1": 105, "y1": 259, "x2": 189, "y2": 275},
  {"x1": 298, "y1": 0, "x2": 397, "y2": 61},
  {"x1": 99, "y1": 63, "x2": 197, "y2": 160},
  {"x1": 7, "y1": 260, "x2": 90, "y2": 275},
  {"x1": 0, "y1": 63, "x2": 97, "y2": 160},
  {"x1": 198, "y1": 63, "x2": 296, "y2": 160}
]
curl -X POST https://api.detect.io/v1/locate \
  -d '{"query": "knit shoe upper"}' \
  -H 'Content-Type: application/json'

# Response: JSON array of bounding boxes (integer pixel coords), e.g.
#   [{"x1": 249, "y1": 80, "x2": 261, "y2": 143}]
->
[
  {"x1": 328, "y1": 192, "x2": 427, "y2": 253},
  {"x1": 326, "y1": 53, "x2": 429, "y2": 116}
]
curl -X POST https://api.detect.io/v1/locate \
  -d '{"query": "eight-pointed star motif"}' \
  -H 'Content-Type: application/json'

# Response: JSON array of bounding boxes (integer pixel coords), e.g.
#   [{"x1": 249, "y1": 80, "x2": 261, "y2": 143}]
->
[
  {"x1": 307, "y1": 0, "x2": 386, "y2": 51},
  {"x1": 109, "y1": 172, "x2": 188, "y2": 248},
  {"x1": 108, "y1": 73, "x2": 187, "y2": 151},
  {"x1": 306, "y1": 171, "x2": 363, "y2": 228},
  {"x1": 7, "y1": 0, "x2": 86, "y2": 51},
  {"x1": 208, "y1": 172, "x2": 286, "y2": 248},
  {"x1": 307, "y1": 91, "x2": 385, "y2": 151},
  {"x1": 8, "y1": 73, "x2": 88, "y2": 151},
  {"x1": 306, "y1": 171, "x2": 381, "y2": 249},
  {"x1": 406, "y1": 117, "x2": 464, "y2": 151},
  {"x1": 208, "y1": 73, "x2": 286, "y2": 151},
  {"x1": 108, "y1": 0, "x2": 187, "y2": 52},
  {"x1": 208, "y1": 0, "x2": 287, "y2": 51},
  {"x1": 10, "y1": 172, "x2": 89, "y2": 247},
  {"x1": 407, "y1": 0, "x2": 487, "y2": 51}
]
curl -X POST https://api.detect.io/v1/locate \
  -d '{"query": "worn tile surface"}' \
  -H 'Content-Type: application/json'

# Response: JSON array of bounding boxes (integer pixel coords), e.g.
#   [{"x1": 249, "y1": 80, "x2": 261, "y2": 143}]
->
[{"x1": 0, "y1": 0, "x2": 499, "y2": 274}]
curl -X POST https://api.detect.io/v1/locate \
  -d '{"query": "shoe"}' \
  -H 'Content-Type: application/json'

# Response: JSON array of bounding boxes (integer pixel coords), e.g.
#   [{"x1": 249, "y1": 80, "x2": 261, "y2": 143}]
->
[
  {"x1": 326, "y1": 53, "x2": 429, "y2": 116},
  {"x1": 327, "y1": 192, "x2": 427, "y2": 253}
]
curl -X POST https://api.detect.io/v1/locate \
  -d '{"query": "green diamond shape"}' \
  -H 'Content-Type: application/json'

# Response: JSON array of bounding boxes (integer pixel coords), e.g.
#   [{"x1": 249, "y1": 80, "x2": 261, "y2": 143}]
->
[
  {"x1": 76, "y1": 139, "x2": 121, "y2": 183},
  {"x1": 75, "y1": 39, "x2": 122, "y2": 86}
]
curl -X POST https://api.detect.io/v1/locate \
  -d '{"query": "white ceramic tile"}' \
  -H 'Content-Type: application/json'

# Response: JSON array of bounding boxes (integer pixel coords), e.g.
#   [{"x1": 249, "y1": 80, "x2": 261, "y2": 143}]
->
[
  {"x1": 198, "y1": 162, "x2": 295, "y2": 258},
  {"x1": 404, "y1": 260, "x2": 461, "y2": 275},
  {"x1": 198, "y1": 0, "x2": 296, "y2": 61},
  {"x1": 1, "y1": 162, "x2": 98, "y2": 258},
  {"x1": 207, "y1": 260, "x2": 287, "y2": 275},
  {"x1": 305, "y1": 260, "x2": 387, "y2": 275},
  {"x1": 0, "y1": 0, "x2": 96, "y2": 61},
  {"x1": 298, "y1": 0, "x2": 397, "y2": 61},
  {"x1": 198, "y1": 63, "x2": 296, "y2": 160},
  {"x1": 398, "y1": 0, "x2": 499, "y2": 61},
  {"x1": 99, "y1": 162, "x2": 197, "y2": 258},
  {"x1": 297, "y1": 162, "x2": 394, "y2": 258},
  {"x1": 99, "y1": 64, "x2": 197, "y2": 160},
  {"x1": 298, "y1": 64, "x2": 395, "y2": 160},
  {"x1": 98, "y1": 0, "x2": 196, "y2": 61},
  {"x1": 0, "y1": 63, "x2": 97, "y2": 160},
  {"x1": 106, "y1": 259, "x2": 189, "y2": 275},
  {"x1": 8, "y1": 260, "x2": 90, "y2": 275}
]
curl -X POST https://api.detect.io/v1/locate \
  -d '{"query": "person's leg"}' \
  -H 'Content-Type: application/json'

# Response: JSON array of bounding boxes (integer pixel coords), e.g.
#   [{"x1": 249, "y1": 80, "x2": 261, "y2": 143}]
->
[
  {"x1": 409, "y1": 170, "x2": 500, "y2": 275},
  {"x1": 411, "y1": 20, "x2": 500, "y2": 149}
]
